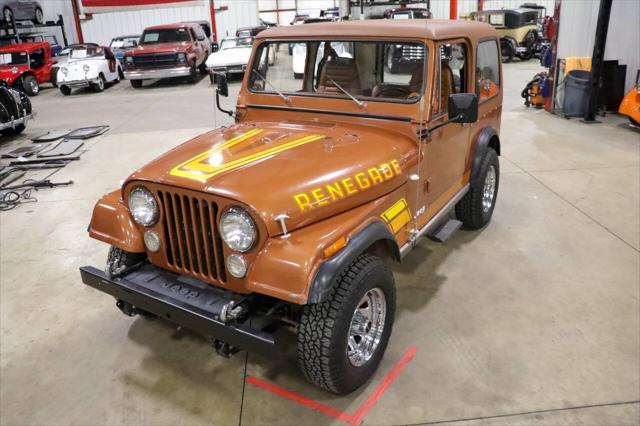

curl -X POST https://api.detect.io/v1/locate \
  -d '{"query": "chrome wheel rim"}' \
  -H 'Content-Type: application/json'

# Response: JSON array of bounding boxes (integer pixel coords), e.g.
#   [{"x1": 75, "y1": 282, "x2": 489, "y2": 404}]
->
[
  {"x1": 30, "y1": 80, "x2": 38, "y2": 94},
  {"x1": 35, "y1": 8, "x2": 43, "y2": 23},
  {"x1": 347, "y1": 288, "x2": 386, "y2": 367},
  {"x1": 482, "y1": 165, "x2": 496, "y2": 213},
  {"x1": 4, "y1": 9, "x2": 12, "y2": 22}
]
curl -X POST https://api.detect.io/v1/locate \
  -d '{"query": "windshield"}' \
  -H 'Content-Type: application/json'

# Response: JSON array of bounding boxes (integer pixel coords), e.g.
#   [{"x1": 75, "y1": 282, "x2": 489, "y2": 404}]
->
[
  {"x1": 110, "y1": 37, "x2": 138, "y2": 49},
  {"x1": 141, "y1": 28, "x2": 191, "y2": 44},
  {"x1": 0, "y1": 52, "x2": 28, "y2": 66},
  {"x1": 220, "y1": 38, "x2": 253, "y2": 50},
  {"x1": 70, "y1": 46, "x2": 103, "y2": 59},
  {"x1": 249, "y1": 40, "x2": 427, "y2": 103}
]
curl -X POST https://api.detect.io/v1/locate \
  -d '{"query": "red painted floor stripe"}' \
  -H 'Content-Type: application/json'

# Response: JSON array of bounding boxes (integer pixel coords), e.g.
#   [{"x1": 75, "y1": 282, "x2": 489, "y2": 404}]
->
[
  {"x1": 246, "y1": 346, "x2": 418, "y2": 426},
  {"x1": 349, "y1": 346, "x2": 418, "y2": 426},
  {"x1": 245, "y1": 376, "x2": 354, "y2": 423}
]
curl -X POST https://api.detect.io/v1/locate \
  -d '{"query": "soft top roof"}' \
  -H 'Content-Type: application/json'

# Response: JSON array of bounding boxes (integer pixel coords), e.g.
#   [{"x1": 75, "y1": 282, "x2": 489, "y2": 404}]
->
[
  {"x1": 0, "y1": 41, "x2": 50, "y2": 52},
  {"x1": 258, "y1": 19, "x2": 496, "y2": 41}
]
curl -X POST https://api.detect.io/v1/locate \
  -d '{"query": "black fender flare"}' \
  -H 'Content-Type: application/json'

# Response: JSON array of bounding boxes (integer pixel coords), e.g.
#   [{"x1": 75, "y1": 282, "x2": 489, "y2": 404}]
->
[
  {"x1": 306, "y1": 221, "x2": 400, "y2": 304},
  {"x1": 471, "y1": 127, "x2": 500, "y2": 182}
]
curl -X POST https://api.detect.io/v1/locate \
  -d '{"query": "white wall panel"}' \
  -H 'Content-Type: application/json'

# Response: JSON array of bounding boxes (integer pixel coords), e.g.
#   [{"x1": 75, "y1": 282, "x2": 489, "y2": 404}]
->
[
  {"x1": 76, "y1": 0, "x2": 258, "y2": 45},
  {"x1": 37, "y1": 0, "x2": 80, "y2": 45},
  {"x1": 558, "y1": 0, "x2": 640, "y2": 92}
]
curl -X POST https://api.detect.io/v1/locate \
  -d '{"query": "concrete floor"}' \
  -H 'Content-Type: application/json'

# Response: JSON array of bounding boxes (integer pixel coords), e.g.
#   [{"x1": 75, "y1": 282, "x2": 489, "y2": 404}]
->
[{"x1": 0, "y1": 60, "x2": 638, "y2": 426}]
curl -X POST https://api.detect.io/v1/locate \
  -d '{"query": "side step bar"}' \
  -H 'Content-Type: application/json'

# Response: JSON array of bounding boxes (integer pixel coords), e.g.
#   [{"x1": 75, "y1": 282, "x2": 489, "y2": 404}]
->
[
  {"x1": 79, "y1": 265, "x2": 276, "y2": 354},
  {"x1": 399, "y1": 184, "x2": 469, "y2": 258}
]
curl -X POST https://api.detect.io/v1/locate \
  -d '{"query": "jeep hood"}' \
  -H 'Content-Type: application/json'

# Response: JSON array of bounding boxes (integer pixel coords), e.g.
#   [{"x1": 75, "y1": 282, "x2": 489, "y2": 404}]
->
[{"x1": 127, "y1": 122, "x2": 417, "y2": 236}]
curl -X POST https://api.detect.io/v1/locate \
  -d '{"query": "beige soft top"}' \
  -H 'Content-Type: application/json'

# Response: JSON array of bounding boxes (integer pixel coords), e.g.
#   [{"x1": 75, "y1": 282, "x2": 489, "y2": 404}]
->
[{"x1": 257, "y1": 19, "x2": 498, "y2": 41}]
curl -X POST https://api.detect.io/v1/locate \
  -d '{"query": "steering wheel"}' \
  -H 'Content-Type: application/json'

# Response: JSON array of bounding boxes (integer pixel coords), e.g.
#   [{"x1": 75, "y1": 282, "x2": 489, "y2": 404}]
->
[{"x1": 375, "y1": 86, "x2": 411, "y2": 98}]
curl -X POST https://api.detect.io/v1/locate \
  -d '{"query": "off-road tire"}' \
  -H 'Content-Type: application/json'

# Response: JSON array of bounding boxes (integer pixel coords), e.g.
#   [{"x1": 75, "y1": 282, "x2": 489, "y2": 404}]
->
[
  {"x1": 22, "y1": 75, "x2": 39, "y2": 96},
  {"x1": 130, "y1": 79, "x2": 143, "y2": 88},
  {"x1": 59, "y1": 85, "x2": 72, "y2": 96},
  {"x1": 1, "y1": 124, "x2": 25, "y2": 136},
  {"x1": 455, "y1": 147, "x2": 500, "y2": 230},
  {"x1": 297, "y1": 254, "x2": 396, "y2": 395}
]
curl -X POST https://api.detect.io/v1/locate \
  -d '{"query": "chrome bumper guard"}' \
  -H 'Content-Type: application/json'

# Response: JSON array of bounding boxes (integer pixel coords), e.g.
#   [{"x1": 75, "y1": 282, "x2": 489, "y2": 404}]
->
[{"x1": 124, "y1": 66, "x2": 192, "y2": 80}]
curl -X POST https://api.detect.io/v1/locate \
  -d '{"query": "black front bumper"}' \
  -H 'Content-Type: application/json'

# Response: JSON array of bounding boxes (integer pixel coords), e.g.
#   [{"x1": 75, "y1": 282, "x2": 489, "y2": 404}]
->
[{"x1": 79, "y1": 265, "x2": 276, "y2": 353}]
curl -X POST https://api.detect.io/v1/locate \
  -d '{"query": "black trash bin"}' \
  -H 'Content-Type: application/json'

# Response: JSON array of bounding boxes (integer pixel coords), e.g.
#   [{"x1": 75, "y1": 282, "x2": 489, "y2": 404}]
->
[{"x1": 563, "y1": 70, "x2": 591, "y2": 117}]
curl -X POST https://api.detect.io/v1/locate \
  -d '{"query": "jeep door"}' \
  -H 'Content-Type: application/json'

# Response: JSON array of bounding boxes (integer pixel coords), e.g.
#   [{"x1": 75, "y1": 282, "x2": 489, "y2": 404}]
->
[{"x1": 420, "y1": 40, "x2": 472, "y2": 216}]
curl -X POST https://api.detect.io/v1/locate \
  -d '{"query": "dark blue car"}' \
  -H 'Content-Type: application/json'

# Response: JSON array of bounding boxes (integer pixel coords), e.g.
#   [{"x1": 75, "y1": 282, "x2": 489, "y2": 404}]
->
[{"x1": 109, "y1": 35, "x2": 139, "y2": 62}]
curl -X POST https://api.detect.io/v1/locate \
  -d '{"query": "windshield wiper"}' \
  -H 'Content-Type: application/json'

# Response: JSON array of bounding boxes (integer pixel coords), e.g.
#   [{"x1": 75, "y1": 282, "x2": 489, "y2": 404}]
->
[
  {"x1": 327, "y1": 76, "x2": 366, "y2": 109},
  {"x1": 252, "y1": 69, "x2": 290, "y2": 105}
]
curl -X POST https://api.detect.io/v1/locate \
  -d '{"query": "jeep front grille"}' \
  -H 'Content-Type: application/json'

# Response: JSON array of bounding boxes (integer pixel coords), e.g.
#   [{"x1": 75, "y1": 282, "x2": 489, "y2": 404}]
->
[
  {"x1": 132, "y1": 53, "x2": 178, "y2": 69},
  {"x1": 156, "y1": 190, "x2": 227, "y2": 283}
]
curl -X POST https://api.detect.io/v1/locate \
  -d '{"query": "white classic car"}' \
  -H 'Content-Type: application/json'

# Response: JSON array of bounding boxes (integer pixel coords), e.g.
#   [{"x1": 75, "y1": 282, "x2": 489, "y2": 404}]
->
[
  {"x1": 205, "y1": 37, "x2": 254, "y2": 82},
  {"x1": 292, "y1": 41, "x2": 352, "y2": 79},
  {"x1": 57, "y1": 45, "x2": 122, "y2": 95}
]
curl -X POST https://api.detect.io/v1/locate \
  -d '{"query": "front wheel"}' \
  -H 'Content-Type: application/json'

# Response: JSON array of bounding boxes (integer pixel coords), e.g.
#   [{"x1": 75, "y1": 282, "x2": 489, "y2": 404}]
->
[
  {"x1": 59, "y1": 85, "x2": 72, "y2": 96},
  {"x1": 298, "y1": 254, "x2": 396, "y2": 395},
  {"x1": 455, "y1": 147, "x2": 500, "y2": 229},
  {"x1": 22, "y1": 75, "x2": 39, "y2": 96},
  {"x1": 501, "y1": 40, "x2": 515, "y2": 63},
  {"x1": 187, "y1": 64, "x2": 198, "y2": 83}
]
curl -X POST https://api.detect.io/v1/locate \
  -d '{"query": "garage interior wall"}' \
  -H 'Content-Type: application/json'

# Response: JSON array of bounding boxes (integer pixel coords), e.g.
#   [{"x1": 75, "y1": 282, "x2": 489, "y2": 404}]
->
[
  {"x1": 259, "y1": 0, "x2": 339, "y2": 25},
  {"x1": 77, "y1": 0, "x2": 259, "y2": 46},
  {"x1": 457, "y1": 0, "x2": 555, "y2": 17},
  {"x1": 557, "y1": 0, "x2": 640, "y2": 92},
  {"x1": 34, "y1": 0, "x2": 80, "y2": 45}
]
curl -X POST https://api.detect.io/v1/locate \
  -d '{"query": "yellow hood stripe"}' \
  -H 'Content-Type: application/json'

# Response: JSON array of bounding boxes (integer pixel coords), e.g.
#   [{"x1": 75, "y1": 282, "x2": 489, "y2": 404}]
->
[{"x1": 170, "y1": 130, "x2": 325, "y2": 181}]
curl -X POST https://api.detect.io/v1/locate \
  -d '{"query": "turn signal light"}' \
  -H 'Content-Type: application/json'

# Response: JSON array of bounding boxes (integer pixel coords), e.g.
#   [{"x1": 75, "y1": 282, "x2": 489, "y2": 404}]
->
[{"x1": 323, "y1": 236, "x2": 348, "y2": 259}]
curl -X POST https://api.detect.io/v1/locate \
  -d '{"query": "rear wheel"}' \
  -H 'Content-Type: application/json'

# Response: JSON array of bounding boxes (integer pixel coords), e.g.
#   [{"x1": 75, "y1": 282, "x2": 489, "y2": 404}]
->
[
  {"x1": 92, "y1": 74, "x2": 106, "y2": 92},
  {"x1": 455, "y1": 147, "x2": 500, "y2": 229},
  {"x1": 59, "y1": 85, "x2": 72, "y2": 96},
  {"x1": 33, "y1": 7, "x2": 43, "y2": 24},
  {"x1": 130, "y1": 79, "x2": 143, "y2": 88},
  {"x1": 22, "y1": 75, "x2": 39, "y2": 96},
  {"x1": 3, "y1": 7, "x2": 13, "y2": 23},
  {"x1": 501, "y1": 39, "x2": 515, "y2": 63},
  {"x1": 298, "y1": 254, "x2": 396, "y2": 395}
]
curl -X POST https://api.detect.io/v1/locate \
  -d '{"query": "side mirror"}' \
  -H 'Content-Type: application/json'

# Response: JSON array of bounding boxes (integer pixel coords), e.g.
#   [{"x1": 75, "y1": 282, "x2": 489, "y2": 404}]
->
[
  {"x1": 448, "y1": 93, "x2": 479, "y2": 123},
  {"x1": 216, "y1": 73, "x2": 228, "y2": 97}
]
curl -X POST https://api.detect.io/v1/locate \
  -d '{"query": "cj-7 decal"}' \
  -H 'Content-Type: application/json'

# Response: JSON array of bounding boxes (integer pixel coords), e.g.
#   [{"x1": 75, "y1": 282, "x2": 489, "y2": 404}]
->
[
  {"x1": 381, "y1": 198, "x2": 412, "y2": 234},
  {"x1": 294, "y1": 159, "x2": 402, "y2": 211},
  {"x1": 170, "y1": 128, "x2": 324, "y2": 182}
]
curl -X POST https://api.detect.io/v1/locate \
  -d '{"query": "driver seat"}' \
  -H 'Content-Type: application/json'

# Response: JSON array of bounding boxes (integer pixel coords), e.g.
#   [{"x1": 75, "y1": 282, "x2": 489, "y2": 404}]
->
[
  {"x1": 317, "y1": 51, "x2": 362, "y2": 95},
  {"x1": 441, "y1": 62, "x2": 455, "y2": 112}
]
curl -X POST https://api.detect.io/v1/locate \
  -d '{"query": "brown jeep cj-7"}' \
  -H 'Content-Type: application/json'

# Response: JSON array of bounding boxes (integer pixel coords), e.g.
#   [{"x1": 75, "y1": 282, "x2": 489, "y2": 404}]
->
[{"x1": 81, "y1": 20, "x2": 502, "y2": 394}]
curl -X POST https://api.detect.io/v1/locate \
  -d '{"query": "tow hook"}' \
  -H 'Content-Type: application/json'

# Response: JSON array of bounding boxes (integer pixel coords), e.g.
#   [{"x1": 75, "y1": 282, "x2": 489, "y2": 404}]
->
[
  {"x1": 219, "y1": 300, "x2": 246, "y2": 323},
  {"x1": 211, "y1": 339, "x2": 239, "y2": 358},
  {"x1": 116, "y1": 300, "x2": 138, "y2": 317}
]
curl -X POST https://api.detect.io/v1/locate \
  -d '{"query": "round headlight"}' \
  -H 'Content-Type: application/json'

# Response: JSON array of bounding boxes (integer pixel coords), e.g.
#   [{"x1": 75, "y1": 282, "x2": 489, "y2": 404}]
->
[
  {"x1": 128, "y1": 186, "x2": 158, "y2": 227},
  {"x1": 83, "y1": 64, "x2": 90, "y2": 73},
  {"x1": 220, "y1": 207, "x2": 257, "y2": 252}
]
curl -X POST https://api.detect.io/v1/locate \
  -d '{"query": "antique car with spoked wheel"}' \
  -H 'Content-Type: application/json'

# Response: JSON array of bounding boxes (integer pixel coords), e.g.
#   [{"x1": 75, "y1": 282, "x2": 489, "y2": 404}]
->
[
  {"x1": 80, "y1": 19, "x2": 503, "y2": 394},
  {"x1": 470, "y1": 8, "x2": 547, "y2": 62},
  {"x1": 57, "y1": 45, "x2": 123, "y2": 95}
]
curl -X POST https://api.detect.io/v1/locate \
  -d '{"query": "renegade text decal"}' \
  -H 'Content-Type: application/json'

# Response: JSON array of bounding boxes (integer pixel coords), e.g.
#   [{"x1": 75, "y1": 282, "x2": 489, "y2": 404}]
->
[{"x1": 293, "y1": 159, "x2": 402, "y2": 211}]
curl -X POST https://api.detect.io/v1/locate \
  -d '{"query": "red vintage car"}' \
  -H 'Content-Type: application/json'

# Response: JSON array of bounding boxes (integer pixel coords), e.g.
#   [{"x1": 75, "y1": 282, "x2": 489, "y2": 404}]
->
[
  {"x1": 123, "y1": 22, "x2": 210, "y2": 88},
  {"x1": 0, "y1": 41, "x2": 54, "y2": 96}
]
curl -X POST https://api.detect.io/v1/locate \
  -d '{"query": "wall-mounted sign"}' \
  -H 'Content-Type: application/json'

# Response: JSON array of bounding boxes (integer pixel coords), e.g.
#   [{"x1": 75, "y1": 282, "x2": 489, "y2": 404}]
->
[{"x1": 81, "y1": 0, "x2": 203, "y2": 14}]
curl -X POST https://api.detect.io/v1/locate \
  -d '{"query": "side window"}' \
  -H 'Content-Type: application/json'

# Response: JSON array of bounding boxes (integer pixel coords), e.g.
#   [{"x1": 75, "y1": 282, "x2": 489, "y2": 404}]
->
[
  {"x1": 432, "y1": 42, "x2": 468, "y2": 116},
  {"x1": 476, "y1": 40, "x2": 500, "y2": 101}
]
